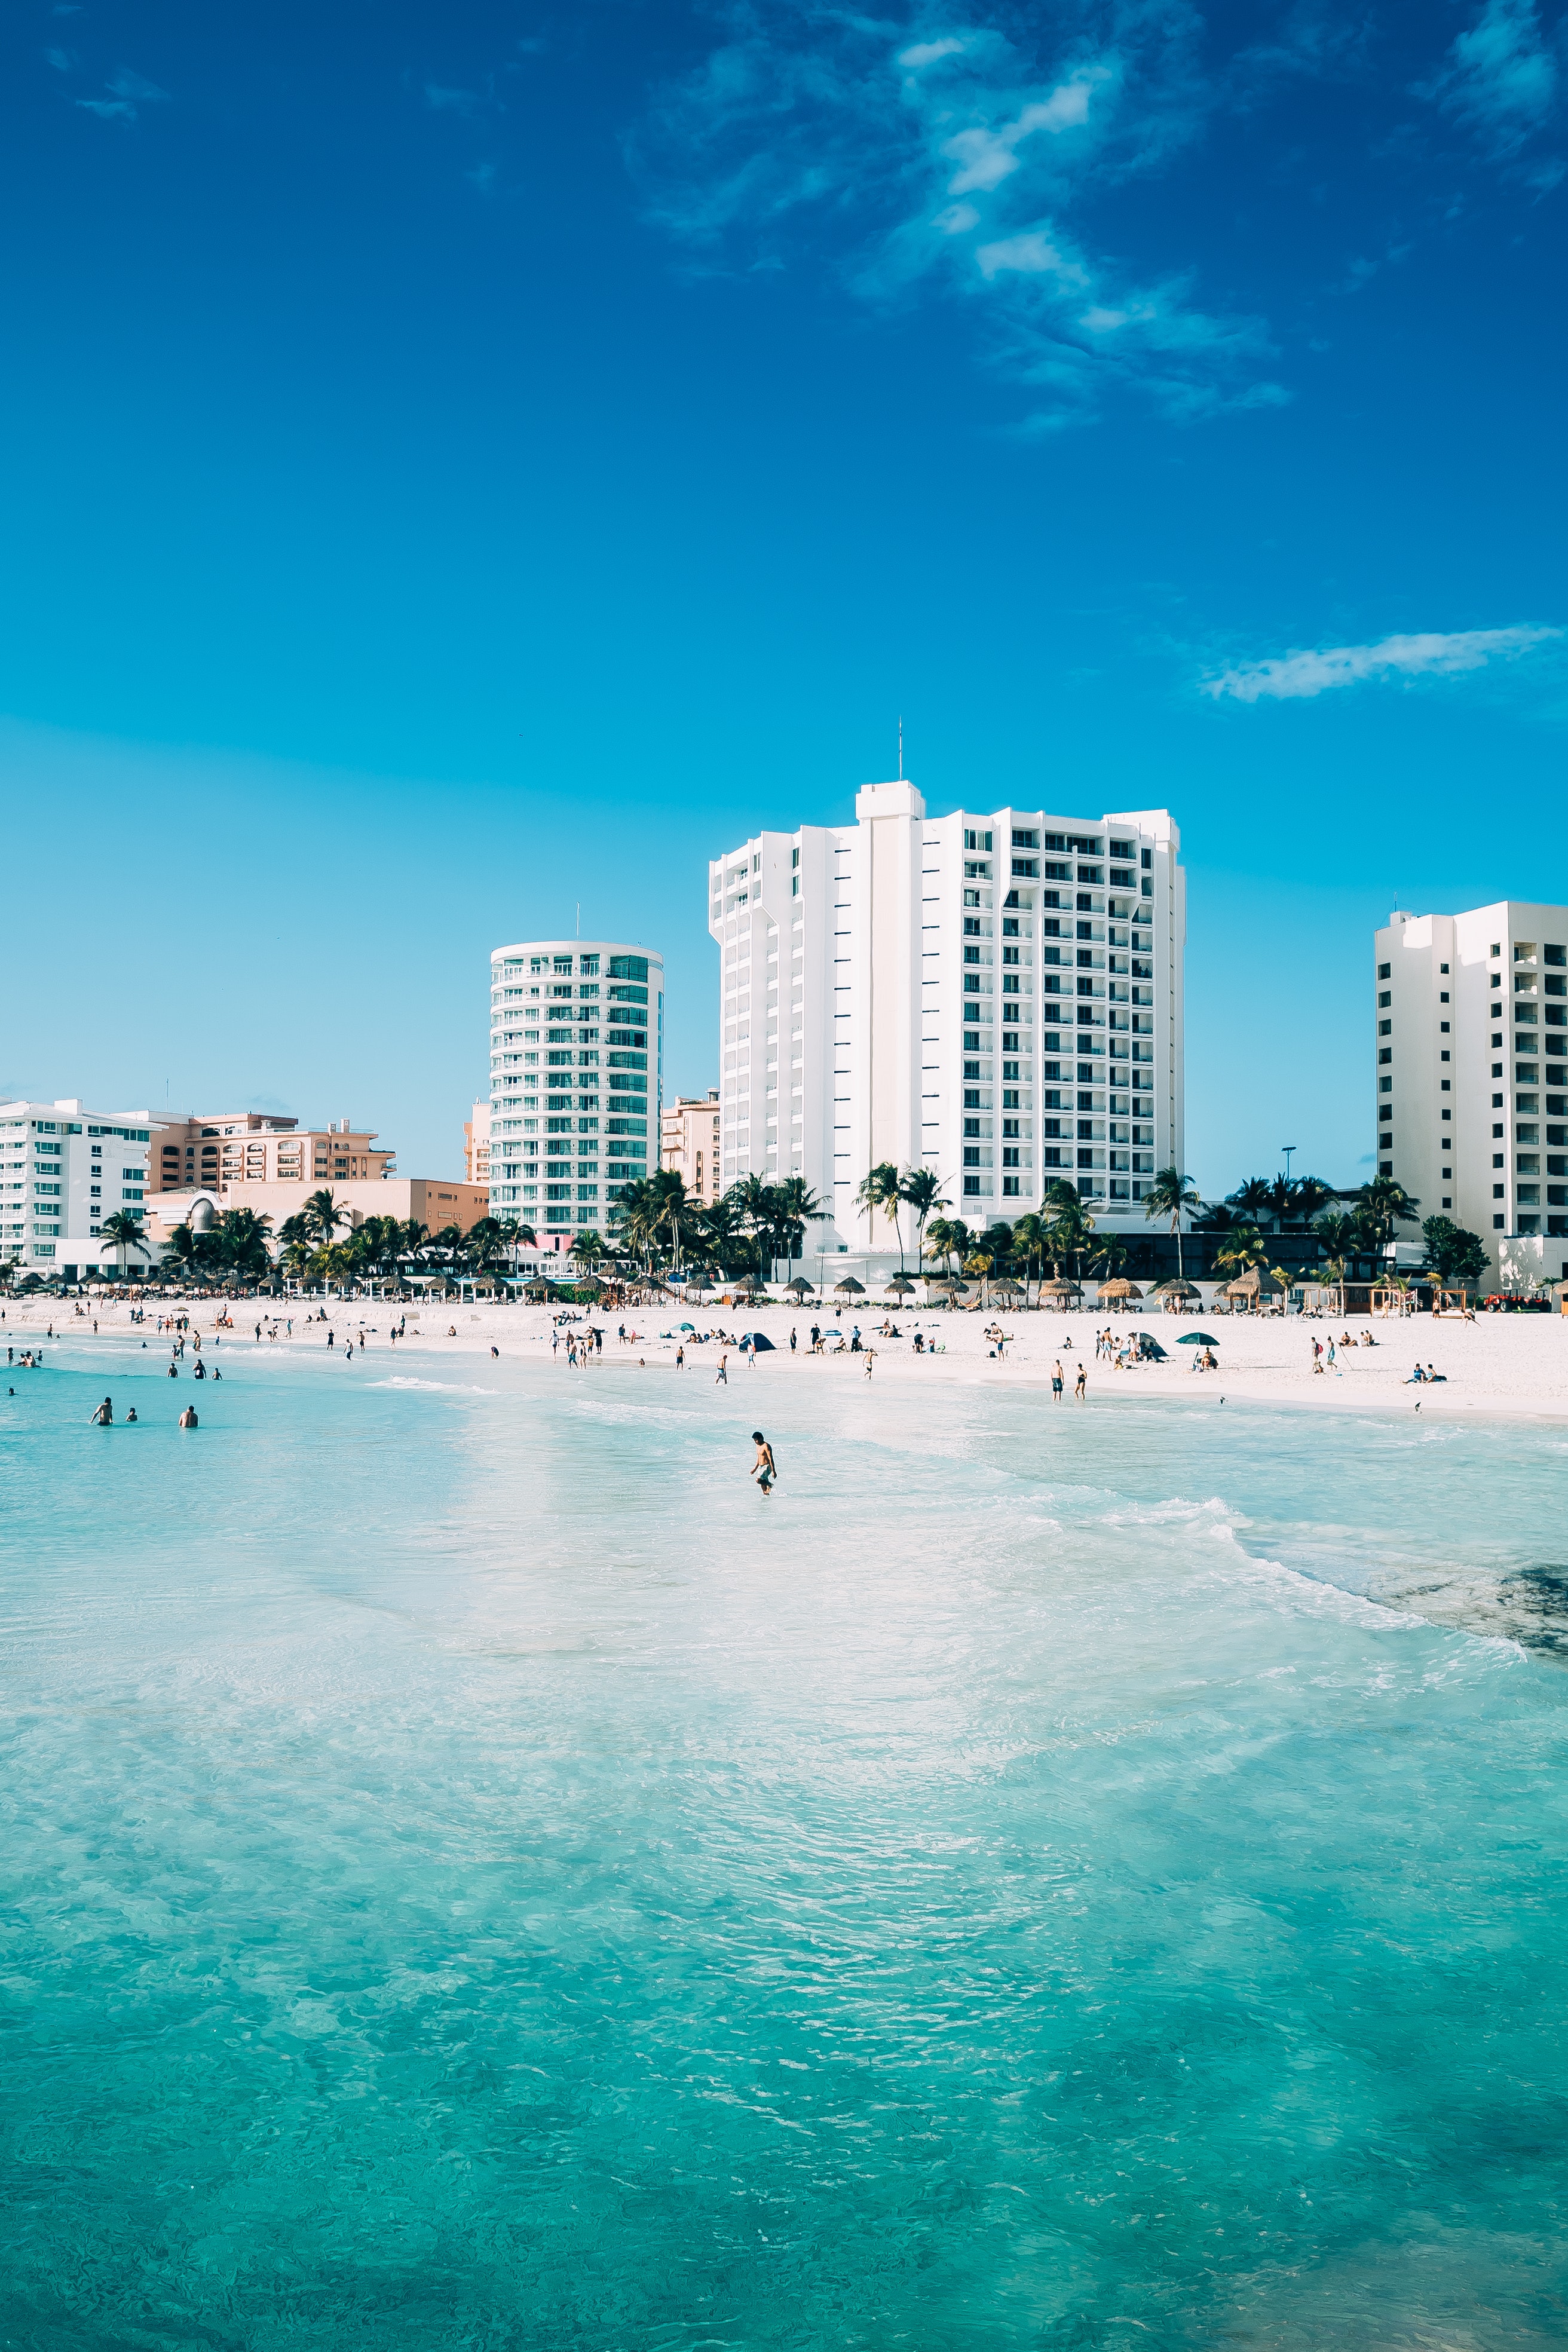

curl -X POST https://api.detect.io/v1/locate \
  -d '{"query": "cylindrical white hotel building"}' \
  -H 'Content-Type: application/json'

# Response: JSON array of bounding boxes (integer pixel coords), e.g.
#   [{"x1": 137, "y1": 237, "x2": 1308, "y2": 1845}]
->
[{"x1": 488, "y1": 938, "x2": 664, "y2": 1233}]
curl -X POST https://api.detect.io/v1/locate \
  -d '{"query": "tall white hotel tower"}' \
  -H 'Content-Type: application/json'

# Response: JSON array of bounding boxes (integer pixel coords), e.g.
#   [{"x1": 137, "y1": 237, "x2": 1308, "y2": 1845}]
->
[
  {"x1": 488, "y1": 938, "x2": 664, "y2": 1235},
  {"x1": 709, "y1": 782, "x2": 1183, "y2": 1264}
]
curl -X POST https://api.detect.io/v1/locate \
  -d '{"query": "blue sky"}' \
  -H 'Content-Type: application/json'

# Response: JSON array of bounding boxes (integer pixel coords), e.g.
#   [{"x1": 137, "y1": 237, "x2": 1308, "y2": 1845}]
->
[{"x1": 2, "y1": 0, "x2": 1564, "y2": 1197}]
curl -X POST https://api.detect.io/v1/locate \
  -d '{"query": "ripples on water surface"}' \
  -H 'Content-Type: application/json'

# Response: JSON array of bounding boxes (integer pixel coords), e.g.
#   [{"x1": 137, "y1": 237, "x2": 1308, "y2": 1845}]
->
[{"x1": 4, "y1": 1348, "x2": 1567, "y2": 2349}]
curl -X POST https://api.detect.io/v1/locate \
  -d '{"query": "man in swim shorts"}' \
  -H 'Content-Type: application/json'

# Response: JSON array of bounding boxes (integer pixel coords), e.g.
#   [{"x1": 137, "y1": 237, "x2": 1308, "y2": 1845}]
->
[{"x1": 751, "y1": 1431, "x2": 776, "y2": 1493}]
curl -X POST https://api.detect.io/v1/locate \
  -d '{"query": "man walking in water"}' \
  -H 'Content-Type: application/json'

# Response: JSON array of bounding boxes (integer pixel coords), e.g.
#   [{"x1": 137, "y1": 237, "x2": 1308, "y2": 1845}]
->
[{"x1": 751, "y1": 1431, "x2": 776, "y2": 1494}]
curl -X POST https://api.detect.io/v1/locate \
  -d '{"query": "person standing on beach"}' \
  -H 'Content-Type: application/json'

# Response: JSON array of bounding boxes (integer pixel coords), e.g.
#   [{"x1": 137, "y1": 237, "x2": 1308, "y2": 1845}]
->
[
  {"x1": 1052, "y1": 1362, "x2": 1064, "y2": 1402},
  {"x1": 751, "y1": 1431, "x2": 776, "y2": 1494},
  {"x1": 1074, "y1": 1363, "x2": 1087, "y2": 1402},
  {"x1": 715, "y1": 1351, "x2": 728, "y2": 1385},
  {"x1": 676, "y1": 1345, "x2": 685, "y2": 1370}
]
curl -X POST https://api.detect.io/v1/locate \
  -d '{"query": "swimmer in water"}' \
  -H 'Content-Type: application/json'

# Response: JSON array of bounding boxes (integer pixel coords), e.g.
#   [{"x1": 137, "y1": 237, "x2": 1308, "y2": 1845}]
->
[
  {"x1": 90, "y1": 1396, "x2": 112, "y2": 1425},
  {"x1": 179, "y1": 1405, "x2": 198, "y2": 1429},
  {"x1": 751, "y1": 1429, "x2": 777, "y2": 1494},
  {"x1": 126, "y1": 1408, "x2": 138, "y2": 1423}
]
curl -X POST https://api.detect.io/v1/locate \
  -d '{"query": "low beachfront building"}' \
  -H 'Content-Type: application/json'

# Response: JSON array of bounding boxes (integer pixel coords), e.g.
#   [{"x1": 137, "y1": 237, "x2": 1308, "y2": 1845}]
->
[
  {"x1": 708, "y1": 782, "x2": 1184, "y2": 1274},
  {"x1": 139, "y1": 1176, "x2": 491, "y2": 1257},
  {"x1": 0, "y1": 1097, "x2": 157, "y2": 1279},
  {"x1": 1376, "y1": 901, "x2": 1568, "y2": 1286},
  {"x1": 660, "y1": 1091, "x2": 722, "y2": 1206},
  {"x1": 488, "y1": 936, "x2": 664, "y2": 1237}
]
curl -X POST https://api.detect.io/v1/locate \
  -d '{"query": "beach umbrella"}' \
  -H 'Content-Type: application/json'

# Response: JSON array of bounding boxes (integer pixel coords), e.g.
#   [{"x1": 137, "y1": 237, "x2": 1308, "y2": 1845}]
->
[
  {"x1": 1097, "y1": 1278, "x2": 1143, "y2": 1301},
  {"x1": 1037, "y1": 1278, "x2": 1079, "y2": 1302},
  {"x1": 885, "y1": 1275, "x2": 917, "y2": 1296},
  {"x1": 1153, "y1": 1277, "x2": 1200, "y2": 1298},
  {"x1": 833, "y1": 1275, "x2": 866, "y2": 1294},
  {"x1": 1223, "y1": 1266, "x2": 1284, "y2": 1295},
  {"x1": 785, "y1": 1275, "x2": 816, "y2": 1296},
  {"x1": 1178, "y1": 1332, "x2": 1218, "y2": 1346}
]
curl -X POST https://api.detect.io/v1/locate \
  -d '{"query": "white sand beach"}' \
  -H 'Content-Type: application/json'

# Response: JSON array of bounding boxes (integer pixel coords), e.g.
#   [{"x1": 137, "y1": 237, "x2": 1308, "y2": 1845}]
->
[{"x1": 10, "y1": 1292, "x2": 1568, "y2": 1421}]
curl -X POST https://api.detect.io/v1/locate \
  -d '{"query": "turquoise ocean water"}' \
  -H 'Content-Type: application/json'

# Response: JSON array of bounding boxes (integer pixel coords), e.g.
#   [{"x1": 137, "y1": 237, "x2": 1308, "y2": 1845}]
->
[{"x1": 4, "y1": 1339, "x2": 1568, "y2": 2348}]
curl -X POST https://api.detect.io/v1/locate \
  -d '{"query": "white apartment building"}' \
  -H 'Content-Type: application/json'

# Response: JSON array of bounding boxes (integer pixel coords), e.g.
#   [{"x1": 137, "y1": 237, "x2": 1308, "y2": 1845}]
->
[
  {"x1": 0, "y1": 1098, "x2": 155, "y2": 1278},
  {"x1": 709, "y1": 782, "x2": 1183, "y2": 1265},
  {"x1": 662, "y1": 1091, "x2": 722, "y2": 1205},
  {"x1": 488, "y1": 937, "x2": 664, "y2": 1234},
  {"x1": 1376, "y1": 901, "x2": 1568, "y2": 1278}
]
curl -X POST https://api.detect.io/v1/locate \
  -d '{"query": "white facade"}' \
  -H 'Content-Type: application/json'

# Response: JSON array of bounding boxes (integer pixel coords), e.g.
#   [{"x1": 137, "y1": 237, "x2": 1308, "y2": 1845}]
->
[
  {"x1": 488, "y1": 937, "x2": 664, "y2": 1235},
  {"x1": 1376, "y1": 901, "x2": 1568, "y2": 1276},
  {"x1": 709, "y1": 783, "x2": 1183, "y2": 1263},
  {"x1": 0, "y1": 1098, "x2": 157, "y2": 1277}
]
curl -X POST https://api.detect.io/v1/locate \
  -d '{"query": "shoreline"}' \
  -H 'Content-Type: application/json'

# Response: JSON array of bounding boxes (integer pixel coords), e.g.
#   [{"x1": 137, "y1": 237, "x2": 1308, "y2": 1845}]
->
[{"x1": 7, "y1": 1291, "x2": 1568, "y2": 1428}]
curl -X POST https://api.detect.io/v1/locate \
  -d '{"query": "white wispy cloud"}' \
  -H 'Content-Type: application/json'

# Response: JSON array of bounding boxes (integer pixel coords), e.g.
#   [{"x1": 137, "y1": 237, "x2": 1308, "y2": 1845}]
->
[
  {"x1": 1422, "y1": 0, "x2": 1560, "y2": 167},
  {"x1": 632, "y1": 4, "x2": 1287, "y2": 430},
  {"x1": 1203, "y1": 625, "x2": 1563, "y2": 703},
  {"x1": 425, "y1": 83, "x2": 484, "y2": 116},
  {"x1": 77, "y1": 66, "x2": 169, "y2": 122}
]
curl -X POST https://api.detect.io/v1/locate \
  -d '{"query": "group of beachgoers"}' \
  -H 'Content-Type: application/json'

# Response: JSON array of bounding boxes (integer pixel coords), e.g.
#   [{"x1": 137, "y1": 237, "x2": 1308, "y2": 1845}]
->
[{"x1": 89, "y1": 1395, "x2": 198, "y2": 1429}]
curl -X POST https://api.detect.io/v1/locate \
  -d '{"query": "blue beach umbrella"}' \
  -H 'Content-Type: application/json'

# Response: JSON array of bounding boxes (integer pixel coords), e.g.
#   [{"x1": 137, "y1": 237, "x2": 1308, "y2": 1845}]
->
[{"x1": 1178, "y1": 1332, "x2": 1219, "y2": 1346}]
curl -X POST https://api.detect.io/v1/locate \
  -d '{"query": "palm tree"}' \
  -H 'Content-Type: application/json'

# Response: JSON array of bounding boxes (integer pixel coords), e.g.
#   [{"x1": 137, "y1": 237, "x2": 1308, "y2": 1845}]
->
[
  {"x1": 1043, "y1": 1188, "x2": 1097, "y2": 1283},
  {"x1": 1312, "y1": 1209, "x2": 1357, "y2": 1266},
  {"x1": 961, "y1": 1248, "x2": 994, "y2": 1303},
  {"x1": 1143, "y1": 1165, "x2": 1200, "y2": 1284},
  {"x1": 728, "y1": 1173, "x2": 783, "y2": 1280},
  {"x1": 465, "y1": 1217, "x2": 514, "y2": 1275},
  {"x1": 772, "y1": 1176, "x2": 825, "y2": 1285},
  {"x1": 275, "y1": 1212, "x2": 316, "y2": 1287},
  {"x1": 99, "y1": 1208, "x2": 148, "y2": 1276},
  {"x1": 1227, "y1": 1176, "x2": 1275, "y2": 1229},
  {"x1": 429, "y1": 1223, "x2": 471, "y2": 1279},
  {"x1": 304, "y1": 1188, "x2": 350, "y2": 1249},
  {"x1": 160, "y1": 1221, "x2": 199, "y2": 1284},
  {"x1": 1354, "y1": 1174, "x2": 1420, "y2": 1249},
  {"x1": 698, "y1": 1191, "x2": 757, "y2": 1282},
  {"x1": 1009, "y1": 1211, "x2": 1048, "y2": 1303},
  {"x1": 495, "y1": 1217, "x2": 536, "y2": 1282},
  {"x1": 1090, "y1": 1231, "x2": 1129, "y2": 1282},
  {"x1": 1212, "y1": 1223, "x2": 1270, "y2": 1281},
  {"x1": 212, "y1": 1205, "x2": 272, "y2": 1284},
  {"x1": 569, "y1": 1229, "x2": 605, "y2": 1276},
  {"x1": 1291, "y1": 1175, "x2": 1335, "y2": 1227},
  {"x1": 611, "y1": 1175, "x2": 663, "y2": 1273},
  {"x1": 855, "y1": 1160, "x2": 904, "y2": 1268},
  {"x1": 924, "y1": 1215, "x2": 969, "y2": 1280},
  {"x1": 898, "y1": 1168, "x2": 947, "y2": 1278}
]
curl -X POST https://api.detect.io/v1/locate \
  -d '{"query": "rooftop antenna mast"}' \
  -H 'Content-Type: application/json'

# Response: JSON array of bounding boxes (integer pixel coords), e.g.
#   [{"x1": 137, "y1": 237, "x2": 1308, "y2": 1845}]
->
[{"x1": 898, "y1": 715, "x2": 903, "y2": 780}]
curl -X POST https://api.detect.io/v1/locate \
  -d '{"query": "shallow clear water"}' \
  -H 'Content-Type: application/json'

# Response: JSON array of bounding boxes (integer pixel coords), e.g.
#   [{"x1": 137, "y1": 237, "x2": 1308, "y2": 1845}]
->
[{"x1": 4, "y1": 1338, "x2": 1568, "y2": 2349}]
